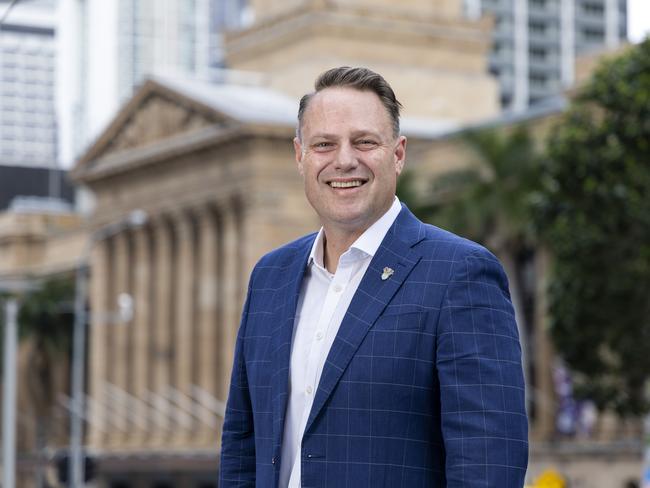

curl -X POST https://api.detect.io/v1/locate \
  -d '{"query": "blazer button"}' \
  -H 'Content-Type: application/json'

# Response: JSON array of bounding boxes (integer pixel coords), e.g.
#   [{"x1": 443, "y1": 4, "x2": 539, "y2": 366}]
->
[{"x1": 271, "y1": 457, "x2": 276, "y2": 465}]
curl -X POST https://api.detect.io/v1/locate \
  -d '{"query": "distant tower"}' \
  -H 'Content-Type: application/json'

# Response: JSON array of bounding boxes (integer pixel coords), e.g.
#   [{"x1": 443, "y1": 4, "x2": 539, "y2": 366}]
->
[
  {"x1": 57, "y1": 0, "x2": 248, "y2": 168},
  {"x1": 465, "y1": 0, "x2": 628, "y2": 111},
  {"x1": 0, "y1": 0, "x2": 57, "y2": 169}
]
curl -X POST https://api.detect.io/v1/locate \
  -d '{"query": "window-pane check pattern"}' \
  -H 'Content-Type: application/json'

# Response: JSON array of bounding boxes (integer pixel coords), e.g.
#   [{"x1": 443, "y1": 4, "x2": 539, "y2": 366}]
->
[{"x1": 221, "y1": 205, "x2": 528, "y2": 487}]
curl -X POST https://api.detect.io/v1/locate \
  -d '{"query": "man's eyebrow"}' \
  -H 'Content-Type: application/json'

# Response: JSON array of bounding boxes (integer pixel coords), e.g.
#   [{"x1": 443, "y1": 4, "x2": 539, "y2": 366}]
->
[
  {"x1": 349, "y1": 130, "x2": 382, "y2": 138},
  {"x1": 308, "y1": 132, "x2": 339, "y2": 140},
  {"x1": 308, "y1": 130, "x2": 383, "y2": 140}
]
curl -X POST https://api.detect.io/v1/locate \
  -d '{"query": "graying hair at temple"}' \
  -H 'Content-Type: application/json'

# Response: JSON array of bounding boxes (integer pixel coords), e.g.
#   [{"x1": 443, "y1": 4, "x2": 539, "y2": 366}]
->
[{"x1": 296, "y1": 66, "x2": 403, "y2": 139}]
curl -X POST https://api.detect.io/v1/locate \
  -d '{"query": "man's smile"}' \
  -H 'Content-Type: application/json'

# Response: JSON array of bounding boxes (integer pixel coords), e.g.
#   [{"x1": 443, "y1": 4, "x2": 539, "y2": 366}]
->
[{"x1": 326, "y1": 178, "x2": 368, "y2": 189}]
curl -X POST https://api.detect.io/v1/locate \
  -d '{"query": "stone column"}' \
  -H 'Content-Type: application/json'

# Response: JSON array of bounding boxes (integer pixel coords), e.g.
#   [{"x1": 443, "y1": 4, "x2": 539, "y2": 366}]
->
[
  {"x1": 130, "y1": 226, "x2": 152, "y2": 446},
  {"x1": 195, "y1": 205, "x2": 220, "y2": 444},
  {"x1": 88, "y1": 239, "x2": 110, "y2": 448},
  {"x1": 107, "y1": 231, "x2": 131, "y2": 446},
  {"x1": 172, "y1": 211, "x2": 196, "y2": 445},
  {"x1": 219, "y1": 199, "x2": 243, "y2": 398},
  {"x1": 149, "y1": 218, "x2": 173, "y2": 446}
]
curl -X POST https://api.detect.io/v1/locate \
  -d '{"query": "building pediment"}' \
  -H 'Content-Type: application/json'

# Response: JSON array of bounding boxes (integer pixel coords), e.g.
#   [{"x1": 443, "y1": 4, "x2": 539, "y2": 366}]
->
[
  {"x1": 103, "y1": 90, "x2": 221, "y2": 155},
  {"x1": 74, "y1": 79, "x2": 236, "y2": 174},
  {"x1": 72, "y1": 77, "x2": 297, "y2": 183}
]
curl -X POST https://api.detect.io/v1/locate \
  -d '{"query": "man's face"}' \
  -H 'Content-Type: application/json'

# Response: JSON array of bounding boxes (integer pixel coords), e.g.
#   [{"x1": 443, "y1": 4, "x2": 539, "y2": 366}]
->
[{"x1": 294, "y1": 87, "x2": 406, "y2": 236}]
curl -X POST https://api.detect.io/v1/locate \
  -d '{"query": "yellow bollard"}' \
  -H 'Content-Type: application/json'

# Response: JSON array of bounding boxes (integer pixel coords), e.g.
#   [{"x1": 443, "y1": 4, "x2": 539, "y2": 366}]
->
[{"x1": 533, "y1": 468, "x2": 566, "y2": 488}]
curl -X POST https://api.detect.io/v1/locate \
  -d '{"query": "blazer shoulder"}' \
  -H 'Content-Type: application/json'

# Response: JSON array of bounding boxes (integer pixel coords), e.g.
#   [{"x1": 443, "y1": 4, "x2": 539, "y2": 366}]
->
[
  {"x1": 394, "y1": 205, "x2": 495, "y2": 263},
  {"x1": 249, "y1": 232, "x2": 316, "y2": 283},
  {"x1": 416, "y1": 221, "x2": 498, "y2": 263}
]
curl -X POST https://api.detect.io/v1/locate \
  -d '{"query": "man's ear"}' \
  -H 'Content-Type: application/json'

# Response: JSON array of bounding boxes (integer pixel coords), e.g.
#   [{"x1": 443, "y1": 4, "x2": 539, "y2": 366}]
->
[
  {"x1": 294, "y1": 137, "x2": 305, "y2": 176},
  {"x1": 394, "y1": 135, "x2": 407, "y2": 176}
]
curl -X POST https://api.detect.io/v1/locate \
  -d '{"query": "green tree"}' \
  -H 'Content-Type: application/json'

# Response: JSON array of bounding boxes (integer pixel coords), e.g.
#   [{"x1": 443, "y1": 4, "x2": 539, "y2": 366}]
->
[
  {"x1": 537, "y1": 39, "x2": 650, "y2": 416},
  {"x1": 15, "y1": 277, "x2": 75, "y2": 459},
  {"x1": 18, "y1": 275, "x2": 75, "y2": 409}
]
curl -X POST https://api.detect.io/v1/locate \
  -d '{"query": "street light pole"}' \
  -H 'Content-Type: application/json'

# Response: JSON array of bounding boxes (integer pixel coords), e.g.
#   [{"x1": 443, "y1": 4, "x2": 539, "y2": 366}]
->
[
  {"x1": 69, "y1": 262, "x2": 89, "y2": 487},
  {"x1": 2, "y1": 298, "x2": 18, "y2": 488},
  {"x1": 68, "y1": 209, "x2": 147, "y2": 487},
  {"x1": 1, "y1": 278, "x2": 40, "y2": 488}
]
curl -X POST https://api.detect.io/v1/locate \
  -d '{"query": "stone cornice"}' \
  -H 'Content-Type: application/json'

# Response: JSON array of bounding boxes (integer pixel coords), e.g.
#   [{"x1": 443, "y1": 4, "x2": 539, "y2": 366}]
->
[
  {"x1": 226, "y1": 5, "x2": 492, "y2": 64},
  {"x1": 75, "y1": 79, "x2": 239, "y2": 170},
  {"x1": 71, "y1": 125, "x2": 241, "y2": 184},
  {"x1": 71, "y1": 123, "x2": 295, "y2": 185}
]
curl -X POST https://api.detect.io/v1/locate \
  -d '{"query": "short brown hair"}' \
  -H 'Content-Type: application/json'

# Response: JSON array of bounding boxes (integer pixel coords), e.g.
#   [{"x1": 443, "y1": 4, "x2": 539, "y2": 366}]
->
[{"x1": 297, "y1": 66, "x2": 403, "y2": 139}]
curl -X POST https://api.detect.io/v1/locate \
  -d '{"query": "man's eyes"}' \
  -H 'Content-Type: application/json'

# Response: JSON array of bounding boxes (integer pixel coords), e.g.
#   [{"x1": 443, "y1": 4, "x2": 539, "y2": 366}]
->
[
  {"x1": 312, "y1": 142, "x2": 334, "y2": 151},
  {"x1": 310, "y1": 140, "x2": 378, "y2": 151}
]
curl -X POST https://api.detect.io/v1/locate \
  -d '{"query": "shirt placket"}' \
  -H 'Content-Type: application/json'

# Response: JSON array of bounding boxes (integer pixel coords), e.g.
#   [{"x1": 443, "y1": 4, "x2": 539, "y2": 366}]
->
[{"x1": 297, "y1": 260, "x2": 354, "y2": 433}]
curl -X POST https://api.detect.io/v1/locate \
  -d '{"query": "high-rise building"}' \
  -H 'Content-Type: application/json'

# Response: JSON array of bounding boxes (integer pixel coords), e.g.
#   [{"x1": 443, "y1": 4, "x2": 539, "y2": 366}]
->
[
  {"x1": 57, "y1": 0, "x2": 248, "y2": 168},
  {"x1": 465, "y1": 0, "x2": 627, "y2": 110},
  {"x1": 0, "y1": 1, "x2": 74, "y2": 208},
  {"x1": 0, "y1": 0, "x2": 57, "y2": 169}
]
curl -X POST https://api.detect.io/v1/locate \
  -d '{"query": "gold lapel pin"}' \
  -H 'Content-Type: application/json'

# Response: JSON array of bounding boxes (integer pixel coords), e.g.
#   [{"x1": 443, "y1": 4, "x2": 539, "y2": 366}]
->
[{"x1": 381, "y1": 267, "x2": 394, "y2": 281}]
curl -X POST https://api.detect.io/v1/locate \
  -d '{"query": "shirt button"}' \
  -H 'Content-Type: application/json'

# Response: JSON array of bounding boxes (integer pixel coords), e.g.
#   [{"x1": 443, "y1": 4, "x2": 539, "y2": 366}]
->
[
  {"x1": 316, "y1": 331, "x2": 324, "y2": 340},
  {"x1": 333, "y1": 284, "x2": 343, "y2": 293},
  {"x1": 306, "y1": 385, "x2": 313, "y2": 395}
]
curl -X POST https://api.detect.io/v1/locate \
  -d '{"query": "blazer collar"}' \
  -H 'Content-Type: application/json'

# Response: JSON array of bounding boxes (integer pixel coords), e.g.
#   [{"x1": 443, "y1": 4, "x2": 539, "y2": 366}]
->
[
  {"x1": 270, "y1": 204, "x2": 426, "y2": 452},
  {"x1": 304, "y1": 204, "x2": 425, "y2": 433}
]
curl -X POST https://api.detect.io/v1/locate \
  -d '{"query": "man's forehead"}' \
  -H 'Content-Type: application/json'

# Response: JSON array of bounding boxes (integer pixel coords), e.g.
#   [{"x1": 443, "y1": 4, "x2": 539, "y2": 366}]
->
[
  {"x1": 302, "y1": 87, "x2": 392, "y2": 132},
  {"x1": 309, "y1": 86, "x2": 379, "y2": 108}
]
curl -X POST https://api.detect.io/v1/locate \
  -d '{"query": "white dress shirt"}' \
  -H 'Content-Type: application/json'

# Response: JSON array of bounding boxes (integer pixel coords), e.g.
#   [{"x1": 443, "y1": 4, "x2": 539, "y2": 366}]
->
[{"x1": 279, "y1": 197, "x2": 402, "y2": 488}]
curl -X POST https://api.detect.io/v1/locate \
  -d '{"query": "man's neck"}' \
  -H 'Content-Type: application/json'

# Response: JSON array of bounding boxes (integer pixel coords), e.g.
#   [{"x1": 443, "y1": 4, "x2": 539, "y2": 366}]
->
[
  {"x1": 322, "y1": 229, "x2": 364, "y2": 274},
  {"x1": 320, "y1": 199, "x2": 399, "y2": 273}
]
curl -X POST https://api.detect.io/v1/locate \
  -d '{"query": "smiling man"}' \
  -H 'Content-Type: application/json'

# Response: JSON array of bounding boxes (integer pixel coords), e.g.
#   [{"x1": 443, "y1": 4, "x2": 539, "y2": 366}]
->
[{"x1": 220, "y1": 67, "x2": 529, "y2": 488}]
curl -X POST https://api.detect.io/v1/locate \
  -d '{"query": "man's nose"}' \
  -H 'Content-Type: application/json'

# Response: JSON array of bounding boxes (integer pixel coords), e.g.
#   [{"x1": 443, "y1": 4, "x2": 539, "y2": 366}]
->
[{"x1": 334, "y1": 142, "x2": 358, "y2": 171}]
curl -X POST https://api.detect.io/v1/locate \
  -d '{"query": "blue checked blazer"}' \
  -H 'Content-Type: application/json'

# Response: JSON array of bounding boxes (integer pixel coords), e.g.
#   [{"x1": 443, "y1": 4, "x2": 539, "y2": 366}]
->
[{"x1": 220, "y1": 204, "x2": 528, "y2": 487}]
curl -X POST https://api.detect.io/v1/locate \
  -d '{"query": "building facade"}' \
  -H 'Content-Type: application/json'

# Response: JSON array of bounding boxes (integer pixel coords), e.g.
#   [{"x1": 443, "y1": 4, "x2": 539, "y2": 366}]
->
[
  {"x1": 0, "y1": 0, "x2": 57, "y2": 170},
  {"x1": 468, "y1": 0, "x2": 627, "y2": 110}
]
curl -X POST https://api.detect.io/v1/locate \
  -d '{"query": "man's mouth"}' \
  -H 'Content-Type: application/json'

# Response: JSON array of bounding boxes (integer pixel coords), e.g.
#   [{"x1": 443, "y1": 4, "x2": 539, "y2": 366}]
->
[{"x1": 327, "y1": 179, "x2": 366, "y2": 188}]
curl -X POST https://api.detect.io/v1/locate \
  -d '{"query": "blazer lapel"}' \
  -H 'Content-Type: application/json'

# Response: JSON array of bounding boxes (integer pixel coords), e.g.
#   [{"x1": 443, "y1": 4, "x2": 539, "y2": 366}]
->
[
  {"x1": 304, "y1": 206, "x2": 426, "y2": 434},
  {"x1": 270, "y1": 237, "x2": 314, "y2": 455}
]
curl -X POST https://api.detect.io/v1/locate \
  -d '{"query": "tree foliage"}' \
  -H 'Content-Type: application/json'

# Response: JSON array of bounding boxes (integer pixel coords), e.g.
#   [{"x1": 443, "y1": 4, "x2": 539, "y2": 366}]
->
[
  {"x1": 18, "y1": 275, "x2": 75, "y2": 355},
  {"x1": 398, "y1": 127, "x2": 542, "y2": 250},
  {"x1": 537, "y1": 39, "x2": 650, "y2": 416}
]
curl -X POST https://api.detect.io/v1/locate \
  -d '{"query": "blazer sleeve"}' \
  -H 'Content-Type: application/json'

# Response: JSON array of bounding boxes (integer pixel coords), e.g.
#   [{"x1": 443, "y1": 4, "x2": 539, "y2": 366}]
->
[
  {"x1": 436, "y1": 246, "x2": 529, "y2": 487},
  {"x1": 220, "y1": 275, "x2": 256, "y2": 487}
]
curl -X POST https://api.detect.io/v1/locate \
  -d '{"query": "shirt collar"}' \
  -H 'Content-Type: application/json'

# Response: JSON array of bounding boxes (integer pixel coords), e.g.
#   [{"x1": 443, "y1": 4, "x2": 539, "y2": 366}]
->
[{"x1": 308, "y1": 196, "x2": 402, "y2": 268}]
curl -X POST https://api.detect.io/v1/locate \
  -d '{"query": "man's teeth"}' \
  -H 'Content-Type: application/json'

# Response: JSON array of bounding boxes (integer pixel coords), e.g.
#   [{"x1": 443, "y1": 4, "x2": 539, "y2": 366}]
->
[{"x1": 330, "y1": 180, "x2": 363, "y2": 188}]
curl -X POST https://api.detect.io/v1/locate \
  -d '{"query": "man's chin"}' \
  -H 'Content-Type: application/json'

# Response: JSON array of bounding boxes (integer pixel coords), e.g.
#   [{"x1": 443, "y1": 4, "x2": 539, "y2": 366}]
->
[{"x1": 323, "y1": 210, "x2": 376, "y2": 233}]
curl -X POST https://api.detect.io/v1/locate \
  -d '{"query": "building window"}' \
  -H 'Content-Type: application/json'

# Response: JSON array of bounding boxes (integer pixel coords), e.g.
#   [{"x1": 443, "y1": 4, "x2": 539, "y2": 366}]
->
[
  {"x1": 529, "y1": 21, "x2": 547, "y2": 34},
  {"x1": 494, "y1": 15, "x2": 507, "y2": 28},
  {"x1": 583, "y1": 27, "x2": 604, "y2": 42},
  {"x1": 530, "y1": 73, "x2": 547, "y2": 87},
  {"x1": 583, "y1": 2, "x2": 604, "y2": 15},
  {"x1": 530, "y1": 47, "x2": 547, "y2": 61}
]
